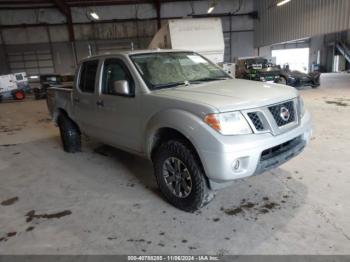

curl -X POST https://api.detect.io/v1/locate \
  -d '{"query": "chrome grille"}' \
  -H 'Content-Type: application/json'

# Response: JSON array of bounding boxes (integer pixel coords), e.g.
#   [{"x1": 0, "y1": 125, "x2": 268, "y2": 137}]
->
[
  {"x1": 247, "y1": 112, "x2": 265, "y2": 131},
  {"x1": 269, "y1": 101, "x2": 295, "y2": 127}
]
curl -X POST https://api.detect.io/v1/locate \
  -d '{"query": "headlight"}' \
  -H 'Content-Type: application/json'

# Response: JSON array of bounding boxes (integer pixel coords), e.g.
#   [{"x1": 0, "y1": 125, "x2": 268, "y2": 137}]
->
[
  {"x1": 204, "y1": 111, "x2": 252, "y2": 135},
  {"x1": 298, "y1": 96, "x2": 305, "y2": 117}
]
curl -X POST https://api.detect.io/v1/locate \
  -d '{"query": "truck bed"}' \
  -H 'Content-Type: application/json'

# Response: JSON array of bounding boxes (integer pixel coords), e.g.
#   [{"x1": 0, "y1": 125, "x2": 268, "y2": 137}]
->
[{"x1": 46, "y1": 85, "x2": 73, "y2": 121}]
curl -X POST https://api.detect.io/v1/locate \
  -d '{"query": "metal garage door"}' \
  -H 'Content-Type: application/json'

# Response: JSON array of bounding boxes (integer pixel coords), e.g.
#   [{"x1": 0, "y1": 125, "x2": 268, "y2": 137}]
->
[{"x1": 8, "y1": 49, "x2": 54, "y2": 75}]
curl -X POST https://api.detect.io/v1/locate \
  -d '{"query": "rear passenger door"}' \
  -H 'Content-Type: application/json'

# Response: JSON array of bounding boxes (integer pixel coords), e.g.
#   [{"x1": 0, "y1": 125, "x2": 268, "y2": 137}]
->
[{"x1": 72, "y1": 60, "x2": 100, "y2": 137}]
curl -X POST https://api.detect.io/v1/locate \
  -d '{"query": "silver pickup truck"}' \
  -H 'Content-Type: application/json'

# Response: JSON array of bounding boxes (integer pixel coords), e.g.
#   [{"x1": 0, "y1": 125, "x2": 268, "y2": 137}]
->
[{"x1": 47, "y1": 49, "x2": 312, "y2": 212}]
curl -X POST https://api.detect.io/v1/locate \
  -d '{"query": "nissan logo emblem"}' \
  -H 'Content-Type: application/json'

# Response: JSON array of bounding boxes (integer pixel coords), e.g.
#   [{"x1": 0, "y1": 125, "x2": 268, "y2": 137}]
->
[{"x1": 280, "y1": 107, "x2": 290, "y2": 121}]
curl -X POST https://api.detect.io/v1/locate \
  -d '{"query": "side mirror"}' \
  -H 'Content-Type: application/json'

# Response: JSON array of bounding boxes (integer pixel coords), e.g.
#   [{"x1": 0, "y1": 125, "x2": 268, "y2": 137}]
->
[{"x1": 112, "y1": 80, "x2": 131, "y2": 96}]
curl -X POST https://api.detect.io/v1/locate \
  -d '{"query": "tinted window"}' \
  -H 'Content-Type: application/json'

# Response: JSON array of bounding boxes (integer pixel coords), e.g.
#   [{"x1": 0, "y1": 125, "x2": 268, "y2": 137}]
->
[
  {"x1": 102, "y1": 59, "x2": 134, "y2": 95},
  {"x1": 79, "y1": 60, "x2": 98, "y2": 93}
]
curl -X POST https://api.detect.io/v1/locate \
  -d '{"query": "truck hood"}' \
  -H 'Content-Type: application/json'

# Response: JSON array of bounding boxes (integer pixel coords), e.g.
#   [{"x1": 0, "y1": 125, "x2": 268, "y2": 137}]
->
[{"x1": 151, "y1": 78, "x2": 298, "y2": 112}]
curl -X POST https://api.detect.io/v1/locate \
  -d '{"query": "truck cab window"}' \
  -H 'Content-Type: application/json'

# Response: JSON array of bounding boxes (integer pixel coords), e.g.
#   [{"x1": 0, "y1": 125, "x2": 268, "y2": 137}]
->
[
  {"x1": 102, "y1": 59, "x2": 134, "y2": 96},
  {"x1": 79, "y1": 60, "x2": 98, "y2": 93}
]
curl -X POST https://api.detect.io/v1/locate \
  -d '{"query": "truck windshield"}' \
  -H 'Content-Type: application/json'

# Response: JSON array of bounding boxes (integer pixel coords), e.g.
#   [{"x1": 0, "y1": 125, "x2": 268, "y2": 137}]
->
[{"x1": 130, "y1": 52, "x2": 229, "y2": 90}]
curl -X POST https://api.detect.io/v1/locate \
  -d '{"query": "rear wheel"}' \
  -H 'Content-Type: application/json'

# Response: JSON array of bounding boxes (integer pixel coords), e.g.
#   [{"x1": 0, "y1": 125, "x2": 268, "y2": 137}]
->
[
  {"x1": 57, "y1": 114, "x2": 81, "y2": 153},
  {"x1": 153, "y1": 139, "x2": 213, "y2": 212}
]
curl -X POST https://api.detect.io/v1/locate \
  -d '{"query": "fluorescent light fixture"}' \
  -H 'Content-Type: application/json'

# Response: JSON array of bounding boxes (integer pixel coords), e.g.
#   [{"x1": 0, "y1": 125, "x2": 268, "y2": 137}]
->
[
  {"x1": 277, "y1": 0, "x2": 291, "y2": 6},
  {"x1": 29, "y1": 75, "x2": 39, "y2": 79},
  {"x1": 207, "y1": 6, "x2": 215, "y2": 13},
  {"x1": 207, "y1": 1, "x2": 216, "y2": 14},
  {"x1": 90, "y1": 11, "x2": 99, "y2": 20}
]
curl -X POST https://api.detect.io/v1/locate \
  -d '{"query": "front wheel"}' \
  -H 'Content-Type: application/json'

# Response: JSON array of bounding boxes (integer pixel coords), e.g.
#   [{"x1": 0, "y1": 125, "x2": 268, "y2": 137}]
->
[{"x1": 153, "y1": 140, "x2": 213, "y2": 212}]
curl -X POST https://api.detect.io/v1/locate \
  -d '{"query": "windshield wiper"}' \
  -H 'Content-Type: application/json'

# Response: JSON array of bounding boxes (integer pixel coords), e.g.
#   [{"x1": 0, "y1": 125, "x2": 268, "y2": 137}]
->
[
  {"x1": 152, "y1": 77, "x2": 229, "y2": 90},
  {"x1": 190, "y1": 77, "x2": 229, "y2": 83},
  {"x1": 152, "y1": 81, "x2": 189, "y2": 90}
]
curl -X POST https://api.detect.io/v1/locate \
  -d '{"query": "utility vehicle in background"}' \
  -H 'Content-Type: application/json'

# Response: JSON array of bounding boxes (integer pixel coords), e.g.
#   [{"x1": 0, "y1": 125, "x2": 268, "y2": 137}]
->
[
  {"x1": 32, "y1": 74, "x2": 63, "y2": 100},
  {"x1": 0, "y1": 72, "x2": 29, "y2": 102},
  {"x1": 236, "y1": 57, "x2": 320, "y2": 88}
]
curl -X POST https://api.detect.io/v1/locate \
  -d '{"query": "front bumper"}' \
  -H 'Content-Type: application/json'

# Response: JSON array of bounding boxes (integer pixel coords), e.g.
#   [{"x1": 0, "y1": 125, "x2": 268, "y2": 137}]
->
[{"x1": 198, "y1": 111, "x2": 312, "y2": 189}]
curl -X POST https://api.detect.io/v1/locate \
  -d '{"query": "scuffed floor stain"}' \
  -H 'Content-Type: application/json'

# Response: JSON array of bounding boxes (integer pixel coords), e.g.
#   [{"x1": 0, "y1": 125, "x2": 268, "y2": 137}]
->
[
  {"x1": 26, "y1": 226, "x2": 35, "y2": 232},
  {"x1": 7, "y1": 232, "x2": 16, "y2": 237},
  {"x1": 0, "y1": 144, "x2": 17, "y2": 147},
  {"x1": 127, "y1": 238, "x2": 146, "y2": 243},
  {"x1": 25, "y1": 210, "x2": 72, "y2": 223},
  {"x1": 325, "y1": 101, "x2": 348, "y2": 107},
  {"x1": 0, "y1": 126, "x2": 23, "y2": 133},
  {"x1": 220, "y1": 197, "x2": 284, "y2": 220},
  {"x1": 107, "y1": 236, "x2": 118, "y2": 240},
  {"x1": 221, "y1": 206, "x2": 243, "y2": 216},
  {"x1": 1, "y1": 197, "x2": 19, "y2": 206},
  {"x1": 0, "y1": 232, "x2": 17, "y2": 243},
  {"x1": 37, "y1": 118, "x2": 51, "y2": 123}
]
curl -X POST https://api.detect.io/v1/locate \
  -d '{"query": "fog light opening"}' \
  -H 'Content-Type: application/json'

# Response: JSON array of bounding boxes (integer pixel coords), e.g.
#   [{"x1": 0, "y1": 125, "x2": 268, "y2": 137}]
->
[{"x1": 233, "y1": 160, "x2": 240, "y2": 170}]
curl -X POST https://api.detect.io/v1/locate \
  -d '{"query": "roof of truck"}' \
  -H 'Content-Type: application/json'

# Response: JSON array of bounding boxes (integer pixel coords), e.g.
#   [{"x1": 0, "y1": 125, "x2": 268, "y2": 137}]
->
[{"x1": 80, "y1": 49, "x2": 193, "y2": 62}]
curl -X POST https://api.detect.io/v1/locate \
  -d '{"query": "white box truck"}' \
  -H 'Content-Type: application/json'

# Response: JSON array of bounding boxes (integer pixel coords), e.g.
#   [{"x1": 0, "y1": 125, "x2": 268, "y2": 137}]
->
[{"x1": 148, "y1": 18, "x2": 225, "y2": 64}]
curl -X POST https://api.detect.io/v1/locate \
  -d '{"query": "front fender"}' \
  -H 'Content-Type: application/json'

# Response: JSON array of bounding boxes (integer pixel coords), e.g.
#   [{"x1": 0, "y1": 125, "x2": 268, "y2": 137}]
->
[
  {"x1": 145, "y1": 109, "x2": 200, "y2": 157},
  {"x1": 144, "y1": 109, "x2": 224, "y2": 174}
]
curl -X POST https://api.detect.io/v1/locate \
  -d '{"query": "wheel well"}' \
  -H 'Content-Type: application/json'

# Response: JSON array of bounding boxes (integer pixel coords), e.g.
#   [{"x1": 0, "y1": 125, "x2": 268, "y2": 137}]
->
[
  {"x1": 56, "y1": 108, "x2": 81, "y2": 133},
  {"x1": 150, "y1": 128, "x2": 209, "y2": 186},
  {"x1": 54, "y1": 108, "x2": 67, "y2": 123}
]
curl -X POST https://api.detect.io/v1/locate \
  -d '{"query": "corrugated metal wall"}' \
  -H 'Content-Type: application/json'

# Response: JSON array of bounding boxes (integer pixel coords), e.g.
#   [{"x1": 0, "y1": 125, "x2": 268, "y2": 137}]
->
[
  {"x1": 0, "y1": 0, "x2": 257, "y2": 74},
  {"x1": 255, "y1": 0, "x2": 350, "y2": 47}
]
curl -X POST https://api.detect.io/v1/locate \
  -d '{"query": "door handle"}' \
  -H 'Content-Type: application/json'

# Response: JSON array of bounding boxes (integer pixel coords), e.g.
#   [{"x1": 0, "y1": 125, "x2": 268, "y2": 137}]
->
[
  {"x1": 73, "y1": 97, "x2": 79, "y2": 103},
  {"x1": 96, "y1": 100, "x2": 104, "y2": 107}
]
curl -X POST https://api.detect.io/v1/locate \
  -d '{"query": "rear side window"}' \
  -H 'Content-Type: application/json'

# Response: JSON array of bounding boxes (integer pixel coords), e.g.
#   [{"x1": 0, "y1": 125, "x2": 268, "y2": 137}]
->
[{"x1": 79, "y1": 60, "x2": 98, "y2": 93}]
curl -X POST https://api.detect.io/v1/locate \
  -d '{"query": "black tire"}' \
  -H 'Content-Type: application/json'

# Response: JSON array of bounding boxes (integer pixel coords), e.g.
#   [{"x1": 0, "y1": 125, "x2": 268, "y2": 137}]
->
[
  {"x1": 57, "y1": 114, "x2": 81, "y2": 153},
  {"x1": 153, "y1": 139, "x2": 213, "y2": 212}
]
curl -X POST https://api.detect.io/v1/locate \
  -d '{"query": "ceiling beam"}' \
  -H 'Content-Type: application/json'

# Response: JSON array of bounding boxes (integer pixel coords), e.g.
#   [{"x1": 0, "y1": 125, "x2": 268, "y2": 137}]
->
[
  {"x1": 0, "y1": 0, "x2": 50, "y2": 4},
  {"x1": 0, "y1": 11, "x2": 256, "y2": 29},
  {"x1": 155, "y1": 0, "x2": 161, "y2": 29},
  {"x1": 0, "y1": 0, "x2": 203, "y2": 7},
  {"x1": 52, "y1": 0, "x2": 69, "y2": 15},
  {"x1": 0, "y1": 5, "x2": 54, "y2": 9},
  {"x1": 51, "y1": 0, "x2": 75, "y2": 42}
]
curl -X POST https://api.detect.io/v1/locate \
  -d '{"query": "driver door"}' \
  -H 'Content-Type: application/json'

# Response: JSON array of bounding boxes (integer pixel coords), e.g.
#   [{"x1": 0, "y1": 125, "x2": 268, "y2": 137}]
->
[{"x1": 93, "y1": 58, "x2": 142, "y2": 152}]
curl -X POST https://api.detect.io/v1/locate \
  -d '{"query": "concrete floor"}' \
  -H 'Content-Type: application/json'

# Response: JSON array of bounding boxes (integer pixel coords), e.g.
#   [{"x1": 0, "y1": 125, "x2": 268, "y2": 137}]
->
[{"x1": 0, "y1": 73, "x2": 349, "y2": 255}]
